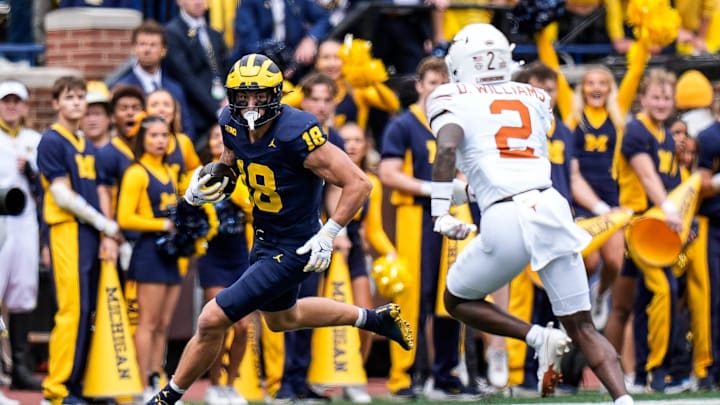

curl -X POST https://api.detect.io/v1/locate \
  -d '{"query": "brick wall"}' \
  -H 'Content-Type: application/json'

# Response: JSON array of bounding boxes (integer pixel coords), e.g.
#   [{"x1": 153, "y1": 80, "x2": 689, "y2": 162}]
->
[
  {"x1": 44, "y1": 8, "x2": 141, "y2": 80},
  {"x1": 45, "y1": 28, "x2": 133, "y2": 81},
  {"x1": 0, "y1": 8, "x2": 145, "y2": 131}
]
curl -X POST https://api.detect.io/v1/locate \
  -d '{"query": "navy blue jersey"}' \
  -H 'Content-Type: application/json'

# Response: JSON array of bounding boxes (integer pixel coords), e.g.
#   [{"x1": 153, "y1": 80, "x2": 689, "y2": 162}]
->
[
  {"x1": 166, "y1": 134, "x2": 187, "y2": 185},
  {"x1": 96, "y1": 137, "x2": 133, "y2": 186},
  {"x1": 548, "y1": 121, "x2": 573, "y2": 202},
  {"x1": 38, "y1": 124, "x2": 100, "y2": 226},
  {"x1": 336, "y1": 92, "x2": 358, "y2": 127},
  {"x1": 381, "y1": 106, "x2": 434, "y2": 206},
  {"x1": 219, "y1": 106, "x2": 325, "y2": 240},
  {"x1": 697, "y1": 122, "x2": 720, "y2": 219},
  {"x1": 620, "y1": 115, "x2": 680, "y2": 212},
  {"x1": 573, "y1": 114, "x2": 618, "y2": 200}
]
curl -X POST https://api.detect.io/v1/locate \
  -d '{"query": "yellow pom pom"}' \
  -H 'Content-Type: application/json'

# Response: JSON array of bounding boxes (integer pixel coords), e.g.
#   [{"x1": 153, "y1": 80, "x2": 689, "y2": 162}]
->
[
  {"x1": 339, "y1": 36, "x2": 372, "y2": 66},
  {"x1": 632, "y1": 6, "x2": 680, "y2": 47},
  {"x1": 372, "y1": 255, "x2": 409, "y2": 299},
  {"x1": 626, "y1": 0, "x2": 680, "y2": 47},
  {"x1": 626, "y1": 0, "x2": 669, "y2": 27}
]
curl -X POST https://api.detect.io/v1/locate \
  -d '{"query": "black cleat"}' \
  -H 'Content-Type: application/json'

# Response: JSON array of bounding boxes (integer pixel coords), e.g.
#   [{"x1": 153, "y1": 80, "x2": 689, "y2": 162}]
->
[{"x1": 372, "y1": 303, "x2": 414, "y2": 351}]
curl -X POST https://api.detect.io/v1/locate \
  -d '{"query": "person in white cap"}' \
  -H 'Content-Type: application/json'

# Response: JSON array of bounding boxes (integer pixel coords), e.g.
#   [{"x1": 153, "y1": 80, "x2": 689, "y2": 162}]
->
[
  {"x1": 81, "y1": 81, "x2": 112, "y2": 149},
  {"x1": 0, "y1": 79, "x2": 42, "y2": 401}
]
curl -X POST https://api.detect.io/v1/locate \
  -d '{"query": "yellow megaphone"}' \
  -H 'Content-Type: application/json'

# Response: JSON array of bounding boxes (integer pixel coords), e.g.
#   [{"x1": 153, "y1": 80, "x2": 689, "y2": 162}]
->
[
  {"x1": 576, "y1": 208, "x2": 634, "y2": 256},
  {"x1": 626, "y1": 172, "x2": 701, "y2": 268},
  {"x1": 525, "y1": 208, "x2": 634, "y2": 288}
]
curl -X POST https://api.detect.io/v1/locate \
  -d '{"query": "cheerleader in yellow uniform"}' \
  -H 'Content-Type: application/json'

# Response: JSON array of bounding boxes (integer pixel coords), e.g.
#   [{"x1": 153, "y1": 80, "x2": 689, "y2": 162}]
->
[{"x1": 117, "y1": 113, "x2": 181, "y2": 401}]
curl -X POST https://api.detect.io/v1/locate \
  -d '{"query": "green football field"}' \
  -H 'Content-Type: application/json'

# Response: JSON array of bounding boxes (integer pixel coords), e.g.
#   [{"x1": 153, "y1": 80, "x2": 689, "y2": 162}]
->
[{"x1": 183, "y1": 390, "x2": 720, "y2": 404}]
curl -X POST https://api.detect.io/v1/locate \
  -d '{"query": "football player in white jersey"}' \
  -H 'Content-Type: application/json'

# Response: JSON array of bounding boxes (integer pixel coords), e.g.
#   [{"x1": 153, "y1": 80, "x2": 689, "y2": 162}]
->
[{"x1": 427, "y1": 24, "x2": 632, "y2": 404}]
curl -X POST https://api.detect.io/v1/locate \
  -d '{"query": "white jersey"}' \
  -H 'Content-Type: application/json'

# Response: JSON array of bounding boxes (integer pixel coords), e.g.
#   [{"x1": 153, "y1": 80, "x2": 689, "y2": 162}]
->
[
  {"x1": 0, "y1": 126, "x2": 41, "y2": 217},
  {"x1": 427, "y1": 80, "x2": 554, "y2": 211}
]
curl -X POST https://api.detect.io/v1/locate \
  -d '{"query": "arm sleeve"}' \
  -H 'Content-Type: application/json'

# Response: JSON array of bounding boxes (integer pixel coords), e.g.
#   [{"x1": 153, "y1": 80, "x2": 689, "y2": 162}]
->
[
  {"x1": 178, "y1": 134, "x2": 202, "y2": 171},
  {"x1": 364, "y1": 173, "x2": 395, "y2": 255},
  {"x1": 617, "y1": 41, "x2": 650, "y2": 115},
  {"x1": 355, "y1": 83, "x2": 400, "y2": 113},
  {"x1": 536, "y1": 23, "x2": 574, "y2": 121},
  {"x1": 605, "y1": 0, "x2": 626, "y2": 40},
  {"x1": 117, "y1": 165, "x2": 168, "y2": 232}
]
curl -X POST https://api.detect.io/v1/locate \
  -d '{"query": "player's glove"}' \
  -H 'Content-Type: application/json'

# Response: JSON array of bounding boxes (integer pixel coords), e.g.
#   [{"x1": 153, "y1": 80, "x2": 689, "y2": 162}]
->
[
  {"x1": 184, "y1": 166, "x2": 227, "y2": 206},
  {"x1": 296, "y1": 219, "x2": 343, "y2": 272},
  {"x1": 433, "y1": 214, "x2": 477, "y2": 240}
]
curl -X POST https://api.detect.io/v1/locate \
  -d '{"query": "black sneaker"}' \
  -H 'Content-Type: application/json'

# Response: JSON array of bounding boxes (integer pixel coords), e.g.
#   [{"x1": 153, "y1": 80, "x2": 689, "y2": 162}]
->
[
  {"x1": 427, "y1": 382, "x2": 483, "y2": 402},
  {"x1": 296, "y1": 386, "x2": 330, "y2": 404},
  {"x1": 372, "y1": 304, "x2": 413, "y2": 350},
  {"x1": 388, "y1": 387, "x2": 417, "y2": 402}
]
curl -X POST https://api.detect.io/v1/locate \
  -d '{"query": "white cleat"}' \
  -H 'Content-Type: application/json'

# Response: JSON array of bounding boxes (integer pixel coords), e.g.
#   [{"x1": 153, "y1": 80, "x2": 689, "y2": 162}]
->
[
  {"x1": 342, "y1": 386, "x2": 372, "y2": 404},
  {"x1": 205, "y1": 385, "x2": 230, "y2": 405},
  {"x1": 223, "y1": 385, "x2": 248, "y2": 405},
  {"x1": 535, "y1": 322, "x2": 571, "y2": 397},
  {"x1": 486, "y1": 348, "x2": 509, "y2": 388}
]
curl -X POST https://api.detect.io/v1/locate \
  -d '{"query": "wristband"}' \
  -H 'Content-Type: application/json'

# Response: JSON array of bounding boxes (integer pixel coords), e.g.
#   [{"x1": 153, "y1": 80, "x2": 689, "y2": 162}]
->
[
  {"x1": 337, "y1": 226, "x2": 348, "y2": 237},
  {"x1": 431, "y1": 181, "x2": 453, "y2": 217},
  {"x1": 591, "y1": 201, "x2": 611, "y2": 216},
  {"x1": 321, "y1": 218, "x2": 343, "y2": 239},
  {"x1": 419, "y1": 181, "x2": 432, "y2": 197}
]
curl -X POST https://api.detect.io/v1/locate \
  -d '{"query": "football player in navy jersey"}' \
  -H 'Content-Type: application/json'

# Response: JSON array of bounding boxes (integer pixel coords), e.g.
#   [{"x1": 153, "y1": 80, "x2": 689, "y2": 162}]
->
[{"x1": 145, "y1": 53, "x2": 414, "y2": 405}]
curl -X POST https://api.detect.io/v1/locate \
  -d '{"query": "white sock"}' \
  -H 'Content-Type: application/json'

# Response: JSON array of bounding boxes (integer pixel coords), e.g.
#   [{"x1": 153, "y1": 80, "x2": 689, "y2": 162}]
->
[
  {"x1": 525, "y1": 324, "x2": 544, "y2": 349},
  {"x1": 169, "y1": 378, "x2": 186, "y2": 394},
  {"x1": 614, "y1": 394, "x2": 634, "y2": 405},
  {"x1": 354, "y1": 307, "x2": 366, "y2": 328}
]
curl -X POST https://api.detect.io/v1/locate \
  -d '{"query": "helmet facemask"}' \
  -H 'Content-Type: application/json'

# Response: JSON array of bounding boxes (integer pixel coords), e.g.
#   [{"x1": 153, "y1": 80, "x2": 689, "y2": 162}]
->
[
  {"x1": 226, "y1": 53, "x2": 284, "y2": 130},
  {"x1": 227, "y1": 86, "x2": 283, "y2": 130}
]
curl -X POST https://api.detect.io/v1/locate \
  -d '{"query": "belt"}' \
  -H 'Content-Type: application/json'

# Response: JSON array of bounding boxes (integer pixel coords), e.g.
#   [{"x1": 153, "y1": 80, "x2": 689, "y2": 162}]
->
[
  {"x1": 492, "y1": 187, "x2": 550, "y2": 206},
  {"x1": 254, "y1": 228, "x2": 310, "y2": 245}
]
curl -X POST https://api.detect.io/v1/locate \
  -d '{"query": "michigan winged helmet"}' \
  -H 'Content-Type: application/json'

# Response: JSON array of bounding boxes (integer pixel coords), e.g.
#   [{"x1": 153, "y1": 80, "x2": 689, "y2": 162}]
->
[{"x1": 226, "y1": 53, "x2": 284, "y2": 129}]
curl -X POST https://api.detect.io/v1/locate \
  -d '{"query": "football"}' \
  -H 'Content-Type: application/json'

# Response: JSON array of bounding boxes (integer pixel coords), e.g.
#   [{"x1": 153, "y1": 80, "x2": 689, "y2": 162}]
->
[{"x1": 200, "y1": 162, "x2": 238, "y2": 197}]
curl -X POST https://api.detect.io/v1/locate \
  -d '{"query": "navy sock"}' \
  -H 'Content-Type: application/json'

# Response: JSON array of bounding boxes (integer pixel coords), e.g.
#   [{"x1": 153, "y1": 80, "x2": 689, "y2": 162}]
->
[
  {"x1": 359, "y1": 308, "x2": 381, "y2": 333},
  {"x1": 150, "y1": 383, "x2": 184, "y2": 404}
]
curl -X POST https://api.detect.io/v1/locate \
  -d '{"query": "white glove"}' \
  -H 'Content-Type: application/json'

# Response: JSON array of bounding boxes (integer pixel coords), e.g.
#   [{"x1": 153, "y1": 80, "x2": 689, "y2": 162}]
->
[
  {"x1": 434, "y1": 214, "x2": 477, "y2": 240},
  {"x1": 102, "y1": 219, "x2": 119, "y2": 238},
  {"x1": 296, "y1": 219, "x2": 343, "y2": 272},
  {"x1": 184, "y1": 166, "x2": 228, "y2": 206}
]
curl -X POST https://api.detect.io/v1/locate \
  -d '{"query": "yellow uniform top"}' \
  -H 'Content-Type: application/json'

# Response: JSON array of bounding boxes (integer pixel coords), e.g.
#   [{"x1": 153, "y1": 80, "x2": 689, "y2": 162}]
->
[
  {"x1": 168, "y1": 132, "x2": 201, "y2": 195},
  {"x1": 117, "y1": 154, "x2": 177, "y2": 232}
]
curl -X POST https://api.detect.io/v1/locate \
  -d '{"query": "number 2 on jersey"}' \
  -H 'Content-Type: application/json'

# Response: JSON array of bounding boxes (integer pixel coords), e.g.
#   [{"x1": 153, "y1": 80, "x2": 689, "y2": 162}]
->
[{"x1": 490, "y1": 99, "x2": 536, "y2": 159}]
